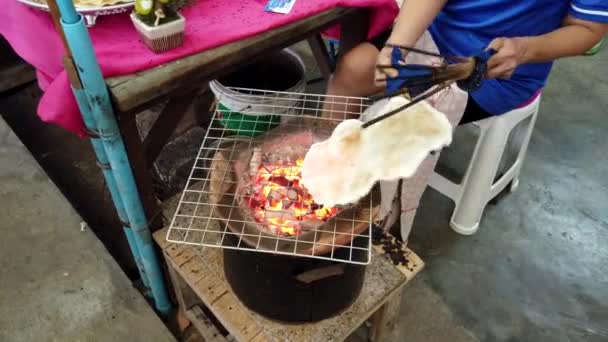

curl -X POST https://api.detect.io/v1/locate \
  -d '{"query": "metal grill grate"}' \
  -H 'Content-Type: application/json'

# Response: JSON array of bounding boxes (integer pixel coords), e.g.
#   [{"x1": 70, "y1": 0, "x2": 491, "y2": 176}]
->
[{"x1": 166, "y1": 88, "x2": 377, "y2": 265}]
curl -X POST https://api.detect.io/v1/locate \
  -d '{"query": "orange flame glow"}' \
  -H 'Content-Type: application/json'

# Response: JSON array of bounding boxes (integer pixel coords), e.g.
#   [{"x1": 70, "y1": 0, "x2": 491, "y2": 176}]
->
[{"x1": 245, "y1": 158, "x2": 339, "y2": 236}]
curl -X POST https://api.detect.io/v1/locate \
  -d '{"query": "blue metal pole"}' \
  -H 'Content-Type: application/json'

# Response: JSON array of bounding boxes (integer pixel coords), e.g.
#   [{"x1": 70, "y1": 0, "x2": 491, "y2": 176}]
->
[
  {"x1": 56, "y1": 0, "x2": 171, "y2": 315},
  {"x1": 72, "y1": 89, "x2": 151, "y2": 290}
]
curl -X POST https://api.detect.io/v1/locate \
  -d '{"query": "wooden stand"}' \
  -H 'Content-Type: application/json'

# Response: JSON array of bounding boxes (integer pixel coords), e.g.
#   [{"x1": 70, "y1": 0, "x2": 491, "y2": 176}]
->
[{"x1": 153, "y1": 226, "x2": 424, "y2": 342}]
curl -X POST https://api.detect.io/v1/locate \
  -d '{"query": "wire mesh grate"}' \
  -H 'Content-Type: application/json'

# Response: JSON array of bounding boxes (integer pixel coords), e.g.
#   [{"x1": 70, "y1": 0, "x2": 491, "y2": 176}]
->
[{"x1": 166, "y1": 88, "x2": 377, "y2": 265}]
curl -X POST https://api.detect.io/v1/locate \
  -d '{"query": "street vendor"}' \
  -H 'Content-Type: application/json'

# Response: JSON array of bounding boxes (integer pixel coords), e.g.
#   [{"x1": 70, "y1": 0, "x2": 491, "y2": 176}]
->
[{"x1": 327, "y1": 0, "x2": 608, "y2": 124}]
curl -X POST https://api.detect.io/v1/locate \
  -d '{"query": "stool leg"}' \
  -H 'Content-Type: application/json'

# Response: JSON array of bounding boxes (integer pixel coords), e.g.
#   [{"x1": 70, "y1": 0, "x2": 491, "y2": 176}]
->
[
  {"x1": 450, "y1": 119, "x2": 510, "y2": 235},
  {"x1": 369, "y1": 290, "x2": 402, "y2": 342},
  {"x1": 510, "y1": 108, "x2": 539, "y2": 192}
]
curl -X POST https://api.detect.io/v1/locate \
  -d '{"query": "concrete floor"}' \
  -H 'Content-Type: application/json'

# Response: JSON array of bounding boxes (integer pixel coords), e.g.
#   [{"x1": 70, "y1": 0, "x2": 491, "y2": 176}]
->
[
  {"x1": 0, "y1": 117, "x2": 175, "y2": 341},
  {"x1": 0, "y1": 42, "x2": 606, "y2": 341},
  {"x1": 404, "y1": 49, "x2": 608, "y2": 341}
]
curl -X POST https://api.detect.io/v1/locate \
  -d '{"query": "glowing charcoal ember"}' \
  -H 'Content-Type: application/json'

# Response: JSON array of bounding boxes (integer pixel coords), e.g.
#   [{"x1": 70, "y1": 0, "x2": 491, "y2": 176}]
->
[
  {"x1": 286, "y1": 188, "x2": 299, "y2": 201},
  {"x1": 243, "y1": 157, "x2": 340, "y2": 236},
  {"x1": 268, "y1": 176, "x2": 290, "y2": 187},
  {"x1": 249, "y1": 147, "x2": 262, "y2": 177}
]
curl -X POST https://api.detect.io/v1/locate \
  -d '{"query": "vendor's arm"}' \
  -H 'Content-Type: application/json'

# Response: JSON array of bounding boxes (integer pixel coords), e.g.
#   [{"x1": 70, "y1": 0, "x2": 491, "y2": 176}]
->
[
  {"x1": 488, "y1": 4, "x2": 608, "y2": 78},
  {"x1": 375, "y1": 0, "x2": 447, "y2": 83},
  {"x1": 386, "y1": 0, "x2": 447, "y2": 47}
]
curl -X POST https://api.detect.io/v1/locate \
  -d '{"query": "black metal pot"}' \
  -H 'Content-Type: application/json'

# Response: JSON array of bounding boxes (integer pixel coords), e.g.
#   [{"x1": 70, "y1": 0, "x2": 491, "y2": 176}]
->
[{"x1": 223, "y1": 232, "x2": 368, "y2": 323}]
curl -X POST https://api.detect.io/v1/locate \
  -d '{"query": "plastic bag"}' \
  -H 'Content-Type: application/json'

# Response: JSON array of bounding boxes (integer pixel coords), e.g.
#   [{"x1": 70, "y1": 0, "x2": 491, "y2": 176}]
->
[{"x1": 372, "y1": 31, "x2": 468, "y2": 240}]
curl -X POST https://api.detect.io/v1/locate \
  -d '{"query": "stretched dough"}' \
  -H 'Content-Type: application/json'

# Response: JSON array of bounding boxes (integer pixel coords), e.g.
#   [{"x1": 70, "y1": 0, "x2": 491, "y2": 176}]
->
[{"x1": 301, "y1": 96, "x2": 452, "y2": 206}]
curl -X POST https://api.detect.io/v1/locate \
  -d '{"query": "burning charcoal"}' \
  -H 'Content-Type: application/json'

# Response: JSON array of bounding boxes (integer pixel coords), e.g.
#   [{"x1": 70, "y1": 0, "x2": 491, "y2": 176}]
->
[
  {"x1": 249, "y1": 147, "x2": 262, "y2": 177},
  {"x1": 264, "y1": 210, "x2": 292, "y2": 220},
  {"x1": 269, "y1": 176, "x2": 290, "y2": 187},
  {"x1": 282, "y1": 200, "x2": 293, "y2": 210},
  {"x1": 243, "y1": 196, "x2": 263, "y2": 209},
  {"x1": 292, "y1": 201, "x2": 313, "y2": 216},
  {"x1": 266, "y1": 199, "x2": 280, "y2": 210},
  {"x1": 310, "y1": 203, "x2": 321, "y2": 211},
  {"x1": 286, "y1": 188, "x2": 299, "y2": 201},
  {"x1": 267, "y1": 188, "x2": 287, "y2": 202}
]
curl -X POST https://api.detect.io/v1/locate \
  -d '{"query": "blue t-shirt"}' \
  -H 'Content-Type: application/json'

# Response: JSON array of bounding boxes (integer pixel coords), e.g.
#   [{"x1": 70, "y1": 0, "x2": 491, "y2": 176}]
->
[{"x1": 428, "y1": 0, "x2": 608, "y2": 115}]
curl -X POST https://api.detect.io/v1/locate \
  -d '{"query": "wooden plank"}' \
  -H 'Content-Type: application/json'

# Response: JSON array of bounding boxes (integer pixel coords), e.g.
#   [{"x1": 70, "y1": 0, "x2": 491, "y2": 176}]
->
[
  {"x1": 247, "y1": 332, "x2": 272, "y2": 342},
  {"x1": 372, "y1": 236, "x2": 425, "y2": 280},
  {"x1": 0, "y1": 62, "x2": 36, "y2": 93},
  {"x1": 172, "y1": 247, "x2": 197, "y2": 267},
  {"x1": 369, "y1": 290, "x2": 403, "y2": 342},
  {"x1": 155, "y1": 236, "x2": 172, "y2": 250},
  {"x1": 166, "y1": 257, "x2": 190, "y2": 312},
  {"x1": 210, "y1": 292, "x2": 263, "y2": 342},
  {"x1": 185, "y1": 305, "x2": 229, "y2": 342},
  {"x1": 193, "y1": 272, "x2": 229, "y2": 304},
  {"x1": 180, "y1": 255, "x2": 209, "y2": 283},
  {"x1": 107, "y1": 7, "x2": 353, "y2": 114},
  {"x1": 164, "y1": 242, "x2": 190, "y2": 258}
]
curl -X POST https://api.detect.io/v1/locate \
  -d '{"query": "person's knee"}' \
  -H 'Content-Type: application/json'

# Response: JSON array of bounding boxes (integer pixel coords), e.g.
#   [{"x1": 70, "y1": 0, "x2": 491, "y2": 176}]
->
[{"x1": 330, "y1": 43, "x2": 379, "y2": 96}]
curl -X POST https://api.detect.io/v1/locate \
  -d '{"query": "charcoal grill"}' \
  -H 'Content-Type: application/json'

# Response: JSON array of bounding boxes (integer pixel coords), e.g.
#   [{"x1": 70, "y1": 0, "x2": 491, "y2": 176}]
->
[{"x1": 167, "y1": 88, "x2": 381, "y2": 265}]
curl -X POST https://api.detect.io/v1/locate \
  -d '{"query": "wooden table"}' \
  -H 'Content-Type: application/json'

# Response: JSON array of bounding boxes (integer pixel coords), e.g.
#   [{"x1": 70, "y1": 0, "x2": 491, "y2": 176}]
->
[
  {"x1": 154, "y1": 223, "x2": 424, "y2": 342},
  {"x1": 104, "y1": 7, "x2": 369, "y2": 228}
]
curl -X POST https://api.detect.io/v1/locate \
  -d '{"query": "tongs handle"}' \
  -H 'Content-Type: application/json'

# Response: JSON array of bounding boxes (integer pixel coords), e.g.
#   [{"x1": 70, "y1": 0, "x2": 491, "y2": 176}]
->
[
  {"x1": 375, "y1": 45, "x2": 456, "y2": 100},
  {"x1": 456, "y1": 48, "x2": 496, "y2": 92},
  {"x1": 384, "y1": 43, "x2": 451, "y2": 60},
  {"x1": 362, "y1": 46, "x2": 496, "y2": 130},
  {"x1": 362, "y1": 81, "x2": 453, "y2": 129}
]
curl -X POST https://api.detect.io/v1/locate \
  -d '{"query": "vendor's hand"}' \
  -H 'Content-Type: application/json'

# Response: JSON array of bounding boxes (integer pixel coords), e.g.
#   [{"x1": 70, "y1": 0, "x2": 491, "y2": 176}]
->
[
  {"x1": 374, "y1": 46, "x2": 400, "y2": 87},
  {"x1": 486, "y1": 37, "x2": 529, "y2": 79}
]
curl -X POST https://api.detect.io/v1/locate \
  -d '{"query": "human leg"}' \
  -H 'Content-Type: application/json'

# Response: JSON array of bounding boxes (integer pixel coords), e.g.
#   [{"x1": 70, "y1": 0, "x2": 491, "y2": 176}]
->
[{"x1": 324, "y1": 42, "x2": 383, "y2": 120}]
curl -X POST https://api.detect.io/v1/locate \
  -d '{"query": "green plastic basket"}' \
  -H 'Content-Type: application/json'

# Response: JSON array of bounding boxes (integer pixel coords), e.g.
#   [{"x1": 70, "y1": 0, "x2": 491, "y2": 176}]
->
[{"x1": 217, "y1": 103, "x2": 281, "y2": 137}]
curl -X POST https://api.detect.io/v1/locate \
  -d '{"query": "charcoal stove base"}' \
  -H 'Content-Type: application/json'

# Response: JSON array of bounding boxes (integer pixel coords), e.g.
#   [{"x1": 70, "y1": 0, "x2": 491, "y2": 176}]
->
[{"x1": 223, "y1": 233, "x2": 368, "y2": 323}]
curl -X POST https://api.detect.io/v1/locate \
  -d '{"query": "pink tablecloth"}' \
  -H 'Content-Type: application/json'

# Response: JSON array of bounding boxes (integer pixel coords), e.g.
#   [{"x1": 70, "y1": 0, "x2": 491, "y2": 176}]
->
[{"x1": 0, "y1": 0, "x2": 398, "y2": 136}]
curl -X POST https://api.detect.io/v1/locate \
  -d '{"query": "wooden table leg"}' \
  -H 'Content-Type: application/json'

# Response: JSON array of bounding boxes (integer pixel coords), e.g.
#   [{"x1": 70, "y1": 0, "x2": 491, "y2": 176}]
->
[
  {"x1": 369, "y1": 289, "x2": 403, "y2": 342},
  {"x1": 141, "y1": 90, "x2": 199, "y2": 169},
  {"x1": 308, "y1": 34, "x2": 334, "y2": 82},
  {"x1": 164, "y1": 253, "x2": 227, "y2": 341},
  {"x1": 185, "y1": 306, "x2": 229, "y2": 342}
]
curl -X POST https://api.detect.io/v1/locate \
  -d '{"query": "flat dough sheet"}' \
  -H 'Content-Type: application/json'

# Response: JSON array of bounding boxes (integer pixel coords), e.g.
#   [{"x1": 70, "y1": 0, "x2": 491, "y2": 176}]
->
[{"x1": 301, "y1": 96, "x2": 452, "y2": 206}]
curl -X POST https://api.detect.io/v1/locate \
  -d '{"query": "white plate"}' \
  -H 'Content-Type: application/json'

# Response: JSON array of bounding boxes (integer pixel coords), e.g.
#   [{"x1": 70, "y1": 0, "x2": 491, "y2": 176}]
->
[{"x1": 16, "y1": 0, "x2": 134, "y2": 26}]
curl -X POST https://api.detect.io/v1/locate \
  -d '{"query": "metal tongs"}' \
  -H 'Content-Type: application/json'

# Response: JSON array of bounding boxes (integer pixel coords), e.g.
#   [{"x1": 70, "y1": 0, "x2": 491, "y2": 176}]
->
[{"x1": 362, "y1": 44, "x2": 495, "y2": 128}]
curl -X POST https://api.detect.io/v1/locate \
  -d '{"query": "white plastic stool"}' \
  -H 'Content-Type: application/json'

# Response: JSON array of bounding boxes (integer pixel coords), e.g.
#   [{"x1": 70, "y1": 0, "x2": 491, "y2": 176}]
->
[{"x1": 428, "y1": 94, "x2": 541, "y2": 235}]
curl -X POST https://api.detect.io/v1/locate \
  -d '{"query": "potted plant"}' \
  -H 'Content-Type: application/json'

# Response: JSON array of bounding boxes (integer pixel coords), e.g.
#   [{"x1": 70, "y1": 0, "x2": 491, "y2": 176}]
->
[{"x1": 130, "y1": 0, "x2": 187, "y2": 53}]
